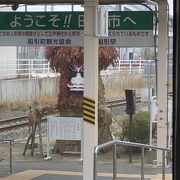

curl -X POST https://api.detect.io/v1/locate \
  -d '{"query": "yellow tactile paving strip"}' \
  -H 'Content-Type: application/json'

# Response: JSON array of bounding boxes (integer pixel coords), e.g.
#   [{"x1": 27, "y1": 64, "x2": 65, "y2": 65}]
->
[
  {"x1": 0, "y1": 170, "x2": 172, "y2": 180},
  {"x1": 152, "y1": 174, "x2": 172, "y2": 180}
]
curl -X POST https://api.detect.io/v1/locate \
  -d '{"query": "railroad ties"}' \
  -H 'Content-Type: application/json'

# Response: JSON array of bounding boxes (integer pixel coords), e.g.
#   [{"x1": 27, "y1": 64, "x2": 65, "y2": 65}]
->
[
  {"x1": 0, "y1": 113, "x2": 58, "y2": 132},
  {"x1": 0, "y1": 116, "x2": 29, "y2": 132},
  {"x1": 106, "y1": 96, "x2": 141, "y2": 108}
]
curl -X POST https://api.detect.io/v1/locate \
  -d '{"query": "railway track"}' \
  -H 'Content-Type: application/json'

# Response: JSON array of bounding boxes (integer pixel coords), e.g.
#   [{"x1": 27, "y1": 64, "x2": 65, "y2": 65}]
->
[
  {"x1": 0, "y1": 92, "x2": 173, "y2": 132},
  {"x1": 106, "y1": 96, "x2": 141, "y2": 108},
  {"x1": 0, "y1": 114, "x2": 55, "y2": 132},
  {"x1": 0, "y1": 115, "x2": 29, "y2": 132},
  {"x1": 0, "y1": 97, "x2": 137, "y2": 132},
  {"x1": 106, "y1": 92, "x2": 173, "y2": 108}
]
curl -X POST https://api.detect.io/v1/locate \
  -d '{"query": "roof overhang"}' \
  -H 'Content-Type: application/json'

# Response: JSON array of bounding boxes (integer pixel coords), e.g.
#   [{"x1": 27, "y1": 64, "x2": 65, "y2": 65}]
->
[{"x1": 0, "y1": 0, "x2": 159, "y2": 5}]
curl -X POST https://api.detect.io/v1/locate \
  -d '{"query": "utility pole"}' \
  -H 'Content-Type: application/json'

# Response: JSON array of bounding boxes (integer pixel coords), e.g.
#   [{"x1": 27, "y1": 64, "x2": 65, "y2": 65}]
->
[{"x1": 83, "y1": 0, "x2": 99, "y2": 179}]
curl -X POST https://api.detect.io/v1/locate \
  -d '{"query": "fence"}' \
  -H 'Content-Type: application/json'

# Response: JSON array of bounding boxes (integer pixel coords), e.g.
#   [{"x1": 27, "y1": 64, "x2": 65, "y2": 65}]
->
[
  {"x1": 94, "y1": 140, "x2": 172, "y2": 180},
  {"x1": 0, "y1": 59, "x2": 172, "y2": 78},
  {"x1": 0, "y1": 59, "x2": 56, "y2": 79},
  {"x1": 100, "y1": 60, "x2": 151, "y2": 75},
  {"x1": 0, "y1": 76, "x2": 59, "y2": 103}
]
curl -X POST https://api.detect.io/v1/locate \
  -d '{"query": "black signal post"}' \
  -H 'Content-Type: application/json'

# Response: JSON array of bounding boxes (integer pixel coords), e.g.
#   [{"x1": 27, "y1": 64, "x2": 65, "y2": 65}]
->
[{"x1": 125, "y1": 89, "x2": 136, "y2": 163}]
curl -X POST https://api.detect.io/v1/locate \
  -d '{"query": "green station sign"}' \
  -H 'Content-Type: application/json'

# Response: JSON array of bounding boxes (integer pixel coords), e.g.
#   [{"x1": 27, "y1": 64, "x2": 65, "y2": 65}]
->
[
  {"x1": 0, "y1": 11, "x2": 153, "y2": 47},
  {"x1": 0, "y1": 11, "x2": 153, "y2": 30}
]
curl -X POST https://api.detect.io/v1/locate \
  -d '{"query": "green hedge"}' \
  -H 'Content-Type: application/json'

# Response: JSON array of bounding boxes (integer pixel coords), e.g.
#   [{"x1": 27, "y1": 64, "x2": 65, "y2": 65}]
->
[{"x1": 114, "y1": 111, "x2": 157, "y2": 145}]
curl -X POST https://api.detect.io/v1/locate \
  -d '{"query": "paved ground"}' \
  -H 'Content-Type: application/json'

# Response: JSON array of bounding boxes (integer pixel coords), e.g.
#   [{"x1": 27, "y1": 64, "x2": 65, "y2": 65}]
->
[
  {"x1": 0, "y1": 138, "x2": 172, "y2": 180},
  {"x1": 0, "y1": 154, "x2": 172, "y2": 180}
]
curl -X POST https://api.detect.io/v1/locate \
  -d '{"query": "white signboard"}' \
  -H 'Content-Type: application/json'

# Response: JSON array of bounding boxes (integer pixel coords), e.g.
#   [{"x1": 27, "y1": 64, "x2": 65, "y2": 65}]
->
[
  {"x1": 150, "y1": 96, "x2": 158, "y2": 123},
  {"x1": 47, "y1": 116, "x2": 82, "y2": 140},
  {"x1": 0, "y1": 30, "x2": 153, "y2": 47},
  {"x1": 141, "y1": 88, "x2": 152, "y2": 103}
]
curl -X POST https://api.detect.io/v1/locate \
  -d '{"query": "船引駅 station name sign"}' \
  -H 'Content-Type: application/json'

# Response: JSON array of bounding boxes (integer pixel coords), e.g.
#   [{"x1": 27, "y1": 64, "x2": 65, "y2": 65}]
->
[{"x1": 0, "y1": 11, "x2": 153, "y2": 47}]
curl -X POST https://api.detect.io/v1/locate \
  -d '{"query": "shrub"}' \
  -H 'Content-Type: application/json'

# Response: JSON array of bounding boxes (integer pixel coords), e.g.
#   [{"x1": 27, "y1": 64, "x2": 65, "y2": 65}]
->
[{"x1": 115, "y1": 111, "x2": 156, "y2": 145}]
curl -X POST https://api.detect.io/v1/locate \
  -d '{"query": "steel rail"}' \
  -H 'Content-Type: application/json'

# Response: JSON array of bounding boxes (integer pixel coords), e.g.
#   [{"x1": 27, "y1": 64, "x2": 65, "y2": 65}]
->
[
  {"x1": 106, "y1": 91, "x2": 173, "y2": 108},
  {"x1": 0, "y1": 115, "x2": 28, "y2": 124},
  {"x1": 106, "y1": 96, "x2": 141, "y2": 108},
  {"x1": 0, "y1": 114, "x2": 56, "y2": 132}
]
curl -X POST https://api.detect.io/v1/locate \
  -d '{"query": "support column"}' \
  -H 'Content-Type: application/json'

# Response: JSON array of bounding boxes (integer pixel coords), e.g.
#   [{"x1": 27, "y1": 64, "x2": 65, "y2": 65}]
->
[
  {"x1": 83, "y1": 0, "x2": 99, "y2": 179},
  {"x1": 157, "y1": 0, "x2": 168, "y2": 165}
]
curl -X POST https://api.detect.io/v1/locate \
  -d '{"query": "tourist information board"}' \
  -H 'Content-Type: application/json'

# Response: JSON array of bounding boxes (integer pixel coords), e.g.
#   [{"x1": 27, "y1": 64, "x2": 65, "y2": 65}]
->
[
  {"x1": 0, "y1": 11, "x2": 153, "y2": 47},
  {"x1": 47, "y1": 116, "x2": 82, "y2": 140}
]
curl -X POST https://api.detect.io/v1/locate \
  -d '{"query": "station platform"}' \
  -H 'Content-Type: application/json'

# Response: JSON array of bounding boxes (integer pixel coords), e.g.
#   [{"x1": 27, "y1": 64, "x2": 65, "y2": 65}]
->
[
  {"x1": 0, "y1": 150, "x2": 172, "y2": 180},
  {"x1": 0, "y1": 159, "x2": 172, "y2": 180},
  {"x1": 0, "y1": 169, "x2": 172, "y2": 180}
]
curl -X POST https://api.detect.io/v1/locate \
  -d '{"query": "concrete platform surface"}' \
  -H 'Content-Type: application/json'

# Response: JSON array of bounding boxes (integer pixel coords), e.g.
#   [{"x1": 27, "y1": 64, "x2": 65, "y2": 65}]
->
[{"x1": 0, "y1": 170, "x2": 172, "y2": 180}]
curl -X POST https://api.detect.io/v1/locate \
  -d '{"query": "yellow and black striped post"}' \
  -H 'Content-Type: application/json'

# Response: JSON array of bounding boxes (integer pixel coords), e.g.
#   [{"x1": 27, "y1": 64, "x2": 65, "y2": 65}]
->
[
  {"x1": 83, "y1": 96, "x2": 95, "y2": 125},
  {"x1": 83, "y1": 0, "x2": 99, "y2": 179}
]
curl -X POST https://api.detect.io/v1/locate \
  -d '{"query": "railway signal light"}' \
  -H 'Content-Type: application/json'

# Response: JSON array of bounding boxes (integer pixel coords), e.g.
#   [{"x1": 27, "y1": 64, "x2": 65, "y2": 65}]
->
[{"x1": 125, "y1": 89, "x2": 136, "y2": 115}]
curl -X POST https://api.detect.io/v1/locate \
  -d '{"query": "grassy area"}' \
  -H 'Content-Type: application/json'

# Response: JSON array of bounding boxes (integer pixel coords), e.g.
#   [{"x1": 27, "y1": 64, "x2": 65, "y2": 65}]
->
[
  {"x1": 0, "y1": 95, "x2": 57, "y2": 111},
  {"x1": 0, "y1": 101, "x2": 29, "y2": 111},
  {"x1": 102, "y1": 73, "x2": 150, "y2": 99}
]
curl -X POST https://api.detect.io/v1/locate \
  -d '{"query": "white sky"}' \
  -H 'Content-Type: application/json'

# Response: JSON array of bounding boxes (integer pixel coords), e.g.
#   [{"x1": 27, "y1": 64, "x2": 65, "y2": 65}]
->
[
  {"x1": 168, "y1": 0, "x2": 173, "y2": 16},
  {"x1": 0, "y1": 1, "x2": 174, "y2": 15},
  {"x1": 22, "y1": 1, "x2": 174, "y2": 15}
]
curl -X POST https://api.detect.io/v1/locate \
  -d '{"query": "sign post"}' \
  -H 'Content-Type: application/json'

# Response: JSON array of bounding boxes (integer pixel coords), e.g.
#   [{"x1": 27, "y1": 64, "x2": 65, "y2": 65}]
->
[
  {"x1": 150, "y1": 96, "x2": 158, "y2": 145},
  {"x1": 45, "y1": 116, "x2": 83, "y2": 160},
  {"x1": 157, "y1": 1, "x2": 168, "y2": 165},
  {"x1": 83, "y1": 0, "x2": 99, "y2": 179},
  {"x1": 125, "y1": 89, "x2": 136, "y2": 163}
]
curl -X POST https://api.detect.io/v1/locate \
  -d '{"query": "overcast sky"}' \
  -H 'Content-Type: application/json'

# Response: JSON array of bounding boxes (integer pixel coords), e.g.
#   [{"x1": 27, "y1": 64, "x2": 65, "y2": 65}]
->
[
  {"x1": 168, "y1": 0, "x2": 173, "y2": 15},
  {"x1": 13, "y1": 1, "x2": 174, "y2": 15}
]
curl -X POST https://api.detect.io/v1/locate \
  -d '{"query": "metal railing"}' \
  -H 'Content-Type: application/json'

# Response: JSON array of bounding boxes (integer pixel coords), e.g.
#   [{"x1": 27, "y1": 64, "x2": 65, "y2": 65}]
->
[
  {"x1": 1, "y1": 59, "x2": 146, "y2": 79},
  {"x1": 94, "y1": 140, "x2": 172, "y2": 180},
  {"x1": 0, "y1": 59, "x2": 57, "y2": 79},
  {"x1": 0, "y1": 139, "x2": 14, "y2": 174},
  {"x1": 0, "y1": 59, "x2": 171, "y2": 78},
  {"x1": 100, "y1": 60, "x2": 150, "y2": 75}
]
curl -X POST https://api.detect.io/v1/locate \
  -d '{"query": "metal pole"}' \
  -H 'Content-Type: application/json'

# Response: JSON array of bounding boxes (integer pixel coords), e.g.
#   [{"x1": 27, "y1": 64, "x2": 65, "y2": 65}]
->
[
  {"x1": 154, "y1": 6, "x2": 158, "y2": 97},
  {"x1": 148, "y1": 60, "x2": 153, "y2": 146},
  {"x1": 93, "y1": 148, "x2": 98, "y2": 180},
  {"x1": 25, "y1": 4, "x2": 27, "y2": 12},
  {"x1": 141, "y1": 147, "x2": 144, "y2": 180},
  {"x1": 148, "y1": 60, "x2": 151, "y2": 113},
  {"x1": 129, "y1": 114, "x2": 133, "y2": 163},
  {"x1": 51, "y1": 4, "x2": 54, "y2": 11},
  {"x1": 157, "y1": 0, "x2": 168, "y2": 165},
  {"x1": 46, "y1": 119, "x2": 50, "y2": 158},
  {"x1": 162, "y1": 150, "x2": 165, "y2": 180},
  {"x1": 118, "y1": 59, "x2": 120, "y2": 72},
  {"x1": 28, "y1": 59, "x2": 31, "y2": 78},
  {"x1": 9, "y1": 141, "x2": 12, "y2": 174},
  {"x1": 129, "y1": 60, "x2": 132, "y2": 74},
  {"x1": 83, "y1": 1, "x2": 99, "y2": 179},
  {"x1": 149, "y1": 121, "x2": 153, "y2": 146},
  {"x1": 48, "y1": 61, "x2": 50, "y2": 74},
  {"x1": 113, "y1": 144, "x2": 117, "y2": 180},
  {"x1": 139, "y1": 60, "x2": 142, "y2": 74},
  {"x1": 80, "y1": 119, "x2": 84, "y2": 160}
]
